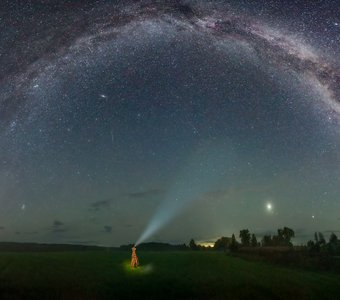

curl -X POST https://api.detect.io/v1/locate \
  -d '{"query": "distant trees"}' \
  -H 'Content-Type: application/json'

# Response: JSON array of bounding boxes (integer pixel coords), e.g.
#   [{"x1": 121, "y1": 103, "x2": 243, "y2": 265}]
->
[
  {"x1": 262, "y1": 235, "x2": 272, "y2": 247},
  {"x1": 213, "y1": 227, "x2": 294, "y2": 250},
  {"x1": 212, "y1": 235, "x2": 240, "y2": 252},
  {"x1": 229, "y1": 234, "x2": 238, "y2": 252},
  {"x1": 186, "y1": 228, "x2": 339, "y2": 257},
  {"x1": 307, "y1": 232, "x2": 327, "y2": 254},
  {"x1": 318, "y1": 232, "x2": 326, "y2": 246},
  {"x1": 238, "y1": 230, "x2": 259, "y2": 247},
  {"x1": 214, "y1": 237, "x2": 231, "y2": 251},
  {"x1": 328, "y1": 233, "x2": 339, "y2": 255},
  {"x1": 261, "y1": 227, "x2": 295, "y2": 247},
  {"x1": 307, "y1": 240, "x2": 317, "y2": 252},
  {"x1": 251, "y1": 234, "x2": 258, "y2": 247},
  {"x1": 329, "y1": 232, "x2": 338, "y2": 244},
  {"x1": 239, "y1": 229, "x2": 251, "y2": 246},
  {"x1": 313, "y1": 232, "x2": 326, "y2": 246},
  {"x1": 189, "y1": 239, "x2": 198, "y2": 250},
  {"x1": 280, "y1": 227, "x2": 295, "y2": 245},
  {"x1": 308, "y1": 232, "x2": 340, "y2": 255}
]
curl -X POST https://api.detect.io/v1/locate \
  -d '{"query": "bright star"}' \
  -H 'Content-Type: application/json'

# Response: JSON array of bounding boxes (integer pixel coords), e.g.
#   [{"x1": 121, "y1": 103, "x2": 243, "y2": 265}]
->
[{"x1": 266, "y1": 203, "x2": 273, "y2": 212}]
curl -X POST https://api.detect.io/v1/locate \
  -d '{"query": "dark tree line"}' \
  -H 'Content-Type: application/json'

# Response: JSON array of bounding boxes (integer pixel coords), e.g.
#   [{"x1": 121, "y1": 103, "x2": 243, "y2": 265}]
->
[
  {"x1": 189, "y1": 228, "x2": 339, "y2": 256},
  {"x1": 307, "y1": 232, "x2": 339, "y2": 255},
  {"x1": 237, "y1": 228, "x2": 295, "y2": 248},
  {"x1": 238, "y1": 229, "x2": 259, "y2": 247},
  {"x1": 261, "y1": 227, "x2": 295, "y2": 247},
  {"x1": 190, "y1": 227, "x2": 294, "y2": 252}
]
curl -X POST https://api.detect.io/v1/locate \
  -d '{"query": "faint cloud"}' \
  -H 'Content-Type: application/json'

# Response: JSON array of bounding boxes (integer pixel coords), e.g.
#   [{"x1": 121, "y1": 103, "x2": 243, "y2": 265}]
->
[
  {"x1": 324, "y1": 230, "x2": 340, "y2": 234},
  {"x1": 89, "y1": 215, "x2": 99, "y2": 224},
  {"x1": 127, "y1": 189, "x2": 164, "y2": 199},
  {"x1": 90, "y1": 199, "x2": 110, "y2": 211},
  {"x1": 104, "y1": 225, "x2": 112, "y2": 233},
  {"x1": 52, "y1": 228, "x2": 68, "y2": 233},
  {"x1": 51, "y1": 219, "x2": 68, "y2": 233},
  {"x1": 294, "y1": 228, "x2": 308, "y2": 235},
  {"x1": 53, "y1": 220, "x2": 64, "y2": 227},
  {"x1": 22, "y1": 231, "x2": 39, "y2": 235}
]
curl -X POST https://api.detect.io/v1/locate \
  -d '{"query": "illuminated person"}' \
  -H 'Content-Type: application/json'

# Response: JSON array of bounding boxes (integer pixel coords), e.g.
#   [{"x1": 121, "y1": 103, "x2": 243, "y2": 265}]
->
[{"x1": 131, "y1": 245, "x2": 139, "y2": 268}]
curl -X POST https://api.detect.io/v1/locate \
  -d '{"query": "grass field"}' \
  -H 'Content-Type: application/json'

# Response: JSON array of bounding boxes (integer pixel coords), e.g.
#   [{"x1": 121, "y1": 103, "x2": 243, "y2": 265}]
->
[{"x1": 0, "y1": 250, "x2": 339, "y2": 299}]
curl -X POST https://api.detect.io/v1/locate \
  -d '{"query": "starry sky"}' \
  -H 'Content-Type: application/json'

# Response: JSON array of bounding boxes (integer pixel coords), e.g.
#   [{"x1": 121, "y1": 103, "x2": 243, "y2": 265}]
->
[{"x1": 0, "y1": 0, "x2": 339, "y2": 246}]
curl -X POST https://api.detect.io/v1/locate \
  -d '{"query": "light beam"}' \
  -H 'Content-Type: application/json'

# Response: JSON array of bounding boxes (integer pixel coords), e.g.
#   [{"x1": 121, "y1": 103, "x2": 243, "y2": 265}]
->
[{"x1": 136, "y1": 140, "x2": 234, "y2": 245}]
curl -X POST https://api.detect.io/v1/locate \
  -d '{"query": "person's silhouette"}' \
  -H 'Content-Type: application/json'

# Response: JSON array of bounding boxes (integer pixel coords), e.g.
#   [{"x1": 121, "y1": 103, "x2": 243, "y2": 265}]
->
[{"x1": 131, "y1": 245, "x2": 139, "y2": 268}]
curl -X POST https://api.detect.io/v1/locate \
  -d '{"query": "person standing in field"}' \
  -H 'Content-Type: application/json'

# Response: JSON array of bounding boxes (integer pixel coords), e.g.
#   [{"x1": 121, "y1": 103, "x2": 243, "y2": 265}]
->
[{"x1": 131, "y1": 245, "x2": 139, "y2": 268}]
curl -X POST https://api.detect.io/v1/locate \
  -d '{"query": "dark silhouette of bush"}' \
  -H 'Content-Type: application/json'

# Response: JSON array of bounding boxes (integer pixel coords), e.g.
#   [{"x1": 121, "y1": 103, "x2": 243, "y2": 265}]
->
[
  {"x1": 251, "y1": 234, "x2": 257, "y2": 247},
  {"x1": 189, "y1": 239, "x2": 198, "y2": 250},
  {"x1": 229, "y1": 234, "x2": 239, "y2": 252},
  {"x1": 214, "y1": 237, "x2": 231, "y2": 251}
]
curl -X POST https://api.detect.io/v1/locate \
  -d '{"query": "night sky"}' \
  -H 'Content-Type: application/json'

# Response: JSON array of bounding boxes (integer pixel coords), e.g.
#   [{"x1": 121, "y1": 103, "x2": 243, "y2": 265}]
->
[{"x1": 0, "y1": 0, "x2": 339, "y2": 246}]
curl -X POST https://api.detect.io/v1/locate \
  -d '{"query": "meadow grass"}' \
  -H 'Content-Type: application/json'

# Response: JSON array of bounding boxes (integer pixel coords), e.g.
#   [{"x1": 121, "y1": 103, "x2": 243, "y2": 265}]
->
[{"x1": 0, "y1": 250, "x2": 339, "y2": 299}]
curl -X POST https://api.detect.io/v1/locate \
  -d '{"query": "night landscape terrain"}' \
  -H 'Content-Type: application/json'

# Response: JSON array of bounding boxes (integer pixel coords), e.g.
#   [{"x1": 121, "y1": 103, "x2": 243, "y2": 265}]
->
[
  {"x1": 0, "y1": 240, "x2": 340, "y2": 299},
  {"x1": 0, "y1": 0, "x2": 339, "y2": 299}
]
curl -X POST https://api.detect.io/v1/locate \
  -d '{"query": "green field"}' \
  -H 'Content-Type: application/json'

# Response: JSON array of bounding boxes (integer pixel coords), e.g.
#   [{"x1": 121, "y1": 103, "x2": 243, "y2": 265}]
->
[{"x1": 0, "y1": 251, "x2": 339, "y2": 299}]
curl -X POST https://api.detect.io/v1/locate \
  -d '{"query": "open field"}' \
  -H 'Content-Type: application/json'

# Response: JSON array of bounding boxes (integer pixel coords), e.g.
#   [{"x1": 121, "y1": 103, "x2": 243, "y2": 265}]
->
[{"x1": 0, "y1": 251, "x2": 339, "y2": 299}]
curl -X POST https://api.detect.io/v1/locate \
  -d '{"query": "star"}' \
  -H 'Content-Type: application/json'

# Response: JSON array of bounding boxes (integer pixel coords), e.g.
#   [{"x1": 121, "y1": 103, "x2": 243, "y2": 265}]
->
[{"x1": 266, "y1": 203, "x2": 273, "y2": 213}]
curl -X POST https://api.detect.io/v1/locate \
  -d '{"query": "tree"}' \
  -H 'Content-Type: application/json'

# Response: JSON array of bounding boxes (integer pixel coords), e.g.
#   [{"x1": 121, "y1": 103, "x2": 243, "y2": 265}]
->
[
  {"x1": 328, "y1": 232, "x2": 338, "y2": 255},
  {"x1": 229, "y1": 234, "x2": 238, "y2": 252},
  {"x1": 318, "y1": 232, "x2": 326, "y2": 246},
  {"x1": 281, "y1": 227, "x2": 295, "y2": 246},
  {"x1": 214, "y1": 237, "x2": 231, "y2": 251},
  {"x1": 189, "y1": 239, "x2": 198, "y2": 250},
  {"x1": 272, "y1": 234, "x2": 281, "y2": 246},
  {"x1": 239, "y1": 229, "x2": 251, "y2": 247},
  {"x1": 251, "y1": 234, "x2": 257, "y2": 247},
  {"x1": 307, "y1": 240, "x2": 319, "y2": 254},
  {"x1": 329, "y1": 232, "x2": 338, "y2": 244},
  {"x1": 274, "y1": 227, "x2": 295, "y2": 246},
  {"x1": 262, "y1": 235, "x2": 272, "y2": 247}
]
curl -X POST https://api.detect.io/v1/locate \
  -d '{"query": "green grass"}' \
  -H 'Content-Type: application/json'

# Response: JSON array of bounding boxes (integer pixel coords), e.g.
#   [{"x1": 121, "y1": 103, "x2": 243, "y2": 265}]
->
[{"x1": 0, "y1": 251, "x2": 339, "y2": 299}]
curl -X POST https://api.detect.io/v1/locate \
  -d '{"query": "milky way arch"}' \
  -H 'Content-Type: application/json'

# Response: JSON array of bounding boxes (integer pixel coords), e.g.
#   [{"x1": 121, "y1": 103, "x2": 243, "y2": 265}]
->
[
  {"x1": 0, "y1": 1, "x2": 340, "y2": 245},
  {"x1": 1, "y1": 0, "x2": 339, "y2": 128}
]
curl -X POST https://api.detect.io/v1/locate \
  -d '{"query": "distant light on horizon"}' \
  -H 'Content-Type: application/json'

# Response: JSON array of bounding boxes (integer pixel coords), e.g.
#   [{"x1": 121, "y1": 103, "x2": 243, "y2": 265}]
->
[{"x1": 197, "y1": 241, "x2": 215, "y2": 247}]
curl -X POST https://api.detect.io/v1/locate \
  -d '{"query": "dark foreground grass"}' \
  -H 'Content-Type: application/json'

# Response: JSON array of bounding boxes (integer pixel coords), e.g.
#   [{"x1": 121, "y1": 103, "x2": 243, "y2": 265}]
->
[{"x1": 0, "y1": 250, "x2": 339, "y2": 299}]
